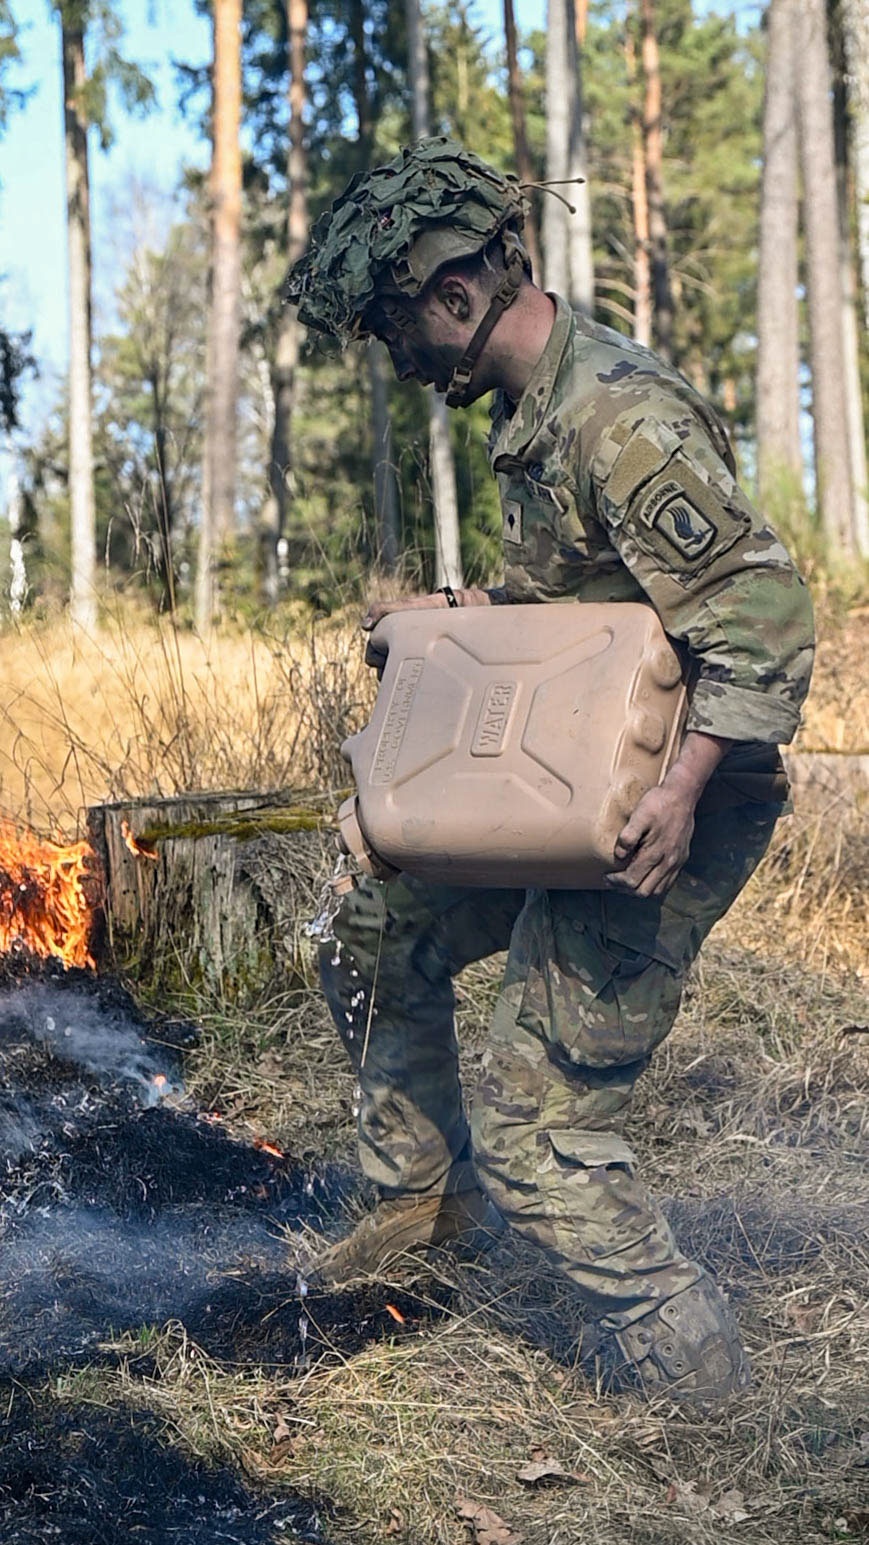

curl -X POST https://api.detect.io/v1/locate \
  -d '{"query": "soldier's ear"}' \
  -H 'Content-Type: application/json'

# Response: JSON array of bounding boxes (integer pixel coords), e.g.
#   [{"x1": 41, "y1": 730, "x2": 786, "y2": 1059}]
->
[{"x1": 434, "y1": 275, "x2": 472, "y2": 323}]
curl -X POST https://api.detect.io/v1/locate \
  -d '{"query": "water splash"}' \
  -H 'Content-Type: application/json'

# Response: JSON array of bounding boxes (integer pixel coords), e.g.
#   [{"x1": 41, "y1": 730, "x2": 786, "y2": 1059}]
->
[{"x1": 305, "y1": 852, "x2": 356, "y2": 946}]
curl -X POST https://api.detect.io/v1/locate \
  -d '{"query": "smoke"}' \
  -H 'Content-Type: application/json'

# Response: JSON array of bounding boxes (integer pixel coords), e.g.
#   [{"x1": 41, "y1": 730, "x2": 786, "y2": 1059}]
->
[
  {"x1": 0, "y1": 1094, "x2": 43, "y2": 1164},
  {"x1": 0, "y1": 982, "x2": 181, "y2": 1095}
]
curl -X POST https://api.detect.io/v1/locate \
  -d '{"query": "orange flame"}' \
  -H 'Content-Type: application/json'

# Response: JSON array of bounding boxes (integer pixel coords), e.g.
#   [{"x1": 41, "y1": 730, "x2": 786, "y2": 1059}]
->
[
  {"x1": 121, "y1": 820, "x2": 158, "y2": 861},
  {"x1": 0, "y1": 820, "x2": 95, "y2": 969},
  {"x1": 253, "y1": 1137, "x2": 285, "y2": 1159}
]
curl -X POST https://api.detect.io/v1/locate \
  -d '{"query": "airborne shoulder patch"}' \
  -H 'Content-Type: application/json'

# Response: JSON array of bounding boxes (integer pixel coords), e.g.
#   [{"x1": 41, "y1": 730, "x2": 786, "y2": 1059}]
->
[
  {"x1": 639, "y1": 478, "x2": 718, "y2": 560},
  {"x1": 627, "y1": 453, "x2": 751, "y2": 577}
]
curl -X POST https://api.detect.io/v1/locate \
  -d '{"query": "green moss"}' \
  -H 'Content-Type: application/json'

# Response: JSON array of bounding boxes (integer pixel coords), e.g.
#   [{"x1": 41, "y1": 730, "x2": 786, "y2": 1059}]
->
[{"x1": 138, "y1": 805, "x2": 339, "y2": 846}]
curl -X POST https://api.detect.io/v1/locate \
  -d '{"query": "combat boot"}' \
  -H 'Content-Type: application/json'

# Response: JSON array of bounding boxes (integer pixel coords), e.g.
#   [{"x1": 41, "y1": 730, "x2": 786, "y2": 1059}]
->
[
  {"x1": 311, "y1": 1185, "x2": 505, "y2": 1288},
  {"x1": 610, "y1": 1272, "x2": 750, "y2": 1405}
]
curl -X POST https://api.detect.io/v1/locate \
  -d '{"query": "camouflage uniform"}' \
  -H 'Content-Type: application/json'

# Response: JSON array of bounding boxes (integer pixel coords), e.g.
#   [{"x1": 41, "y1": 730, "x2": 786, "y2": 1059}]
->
[
  {"x1": 289, "y1": 140, "x2": 815, "y2": 1352},
  {"x1": 320, "y1": 294, "x2": 813, "y2": 1333}
]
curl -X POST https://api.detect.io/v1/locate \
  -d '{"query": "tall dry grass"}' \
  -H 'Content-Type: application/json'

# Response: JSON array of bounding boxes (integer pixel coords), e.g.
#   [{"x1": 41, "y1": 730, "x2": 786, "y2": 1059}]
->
[
  {"x1": 0, "y1": 604, "x2": 377, "y2": 835},
  {"x1": 1, "y1": 597, "x2": 865, "y2": 836}
]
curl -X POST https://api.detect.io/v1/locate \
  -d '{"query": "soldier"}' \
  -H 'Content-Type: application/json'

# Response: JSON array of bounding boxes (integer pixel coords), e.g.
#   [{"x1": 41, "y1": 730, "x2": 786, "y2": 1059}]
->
[{"x1": 284, "y1": 138, "x2": 814, "y2": 1403}]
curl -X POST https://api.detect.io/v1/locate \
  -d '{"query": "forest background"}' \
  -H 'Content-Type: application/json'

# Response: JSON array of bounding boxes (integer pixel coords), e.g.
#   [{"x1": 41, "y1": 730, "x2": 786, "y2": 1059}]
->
[{"x1": 0, "y1": 0, "x2": 867, "y2": 643}]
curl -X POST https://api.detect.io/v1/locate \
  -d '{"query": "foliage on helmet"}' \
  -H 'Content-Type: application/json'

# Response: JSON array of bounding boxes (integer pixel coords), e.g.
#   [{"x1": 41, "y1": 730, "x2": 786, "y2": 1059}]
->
[{"x1": 283, "y1": 136, "x2": 527, "y2": 342}]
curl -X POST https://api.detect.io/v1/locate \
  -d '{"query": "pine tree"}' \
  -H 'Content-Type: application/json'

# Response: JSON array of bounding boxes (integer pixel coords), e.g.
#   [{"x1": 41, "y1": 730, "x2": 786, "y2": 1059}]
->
[
  {"x1": 406, "y1": 0, "x2": 463, "y2": 590},
  {"x1": 756, "y1": 0, "x2": 802, "y2": 514},
  {"x1": 795, "y1": 0, "x2": 855, "y2": 553},
  {"x1": 197, "y1": 0, "x2": 243, "y2": 632},
  {"x1": 54, "y1": 2, "x2": 153, "y2": 629},
  {"x1": 60, "y1": 9, "x2": 96, "y2": 630}
]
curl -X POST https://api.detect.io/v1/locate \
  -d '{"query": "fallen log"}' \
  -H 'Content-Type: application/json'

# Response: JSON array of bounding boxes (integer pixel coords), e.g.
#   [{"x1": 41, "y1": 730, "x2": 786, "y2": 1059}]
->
[{"x1": 87, "y1": 789, "x2": 340, "y2": 1005}]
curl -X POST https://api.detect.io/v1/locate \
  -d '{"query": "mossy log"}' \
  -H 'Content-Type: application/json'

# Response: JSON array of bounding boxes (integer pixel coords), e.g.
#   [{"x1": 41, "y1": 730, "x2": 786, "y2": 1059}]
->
[{"x1": 87, "y1": 789, "x2": 341, "y2": 1005}]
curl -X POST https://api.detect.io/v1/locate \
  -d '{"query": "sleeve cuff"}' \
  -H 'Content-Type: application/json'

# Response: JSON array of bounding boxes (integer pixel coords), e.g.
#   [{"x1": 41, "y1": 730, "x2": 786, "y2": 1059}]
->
[{"x1": 687, "y1": 678, "x2": 802, "y2": 745}]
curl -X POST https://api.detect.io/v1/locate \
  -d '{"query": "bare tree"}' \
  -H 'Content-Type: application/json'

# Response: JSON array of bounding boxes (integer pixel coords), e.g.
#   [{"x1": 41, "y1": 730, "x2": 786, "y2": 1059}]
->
[
  {"x1": 343, "y1": 0, "x2": 401, "y2": 574},
  {"x1": 639, "y1": 0, "x2": 673, "y2": 359},
  {"x1": 262, "y1": 0, "x2": 309, "y2": 605},
  {"x1": 60, "y1": 11, "x2": 96, "y2": 630},
  {"x1": 795, "y1": 0, "x2": 855, "y2": 553},
  {"x1": 503, "y1": 0, "x2": 542, "y2": 281},
  {"x1": 756, "y1": 0, "x2": 803, "y2": 512},
  {"x1": 544, "y1": 0, "x2": 593, "y2": 310},
  {"x1": 368, "y1": 340, "x2": 401, "y2": 571},
  {"x1": 197, "y1": 0, "x2": 242, "y2": 632},
  {"x1": 835, "y1": 0, "x2": 869, "y2": 557},
  {"x1": 406, "y1": 0, "x2": 463, "y2": 590},
  {"x1": 625, "y1": 24, "x2": 651, "y2": 345},
  {"x1": 841, "y1": 0, "x2": 869, "y2": 332}
]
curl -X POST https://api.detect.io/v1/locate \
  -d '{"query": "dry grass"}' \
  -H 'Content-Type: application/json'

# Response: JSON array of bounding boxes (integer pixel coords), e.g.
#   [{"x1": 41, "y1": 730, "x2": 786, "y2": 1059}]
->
[
  {"x1": 78, "y1": 774, "x2": 865, "y2": 1545},
  {"x1": 0, "y1": 593, "x2": 865, "y2": 838},
  {"x1": 4, "y1": 597, "x2": 868, "y2": 1544},
  {"x1": 0, "y1": 602, "x2": 376, "y2": 835},
  {"x1": 794, "y1": 602, "x2": 869, "y2": 753}
]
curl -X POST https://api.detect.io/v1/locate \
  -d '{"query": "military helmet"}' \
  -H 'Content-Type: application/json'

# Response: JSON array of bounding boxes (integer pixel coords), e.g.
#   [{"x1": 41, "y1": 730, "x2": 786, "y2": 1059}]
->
[{"x1": 283, "y1": 136, "x2": 529, "y2": 343}]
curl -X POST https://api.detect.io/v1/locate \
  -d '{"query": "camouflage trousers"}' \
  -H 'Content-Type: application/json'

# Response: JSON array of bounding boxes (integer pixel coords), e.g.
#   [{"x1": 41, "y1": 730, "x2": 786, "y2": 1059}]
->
[{"x1": 320, "y1": 801, "x2": 780, "y2": 1331}]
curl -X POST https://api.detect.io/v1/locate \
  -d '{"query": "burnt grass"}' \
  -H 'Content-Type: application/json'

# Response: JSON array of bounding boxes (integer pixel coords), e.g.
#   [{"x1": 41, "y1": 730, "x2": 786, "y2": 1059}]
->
[
  {"x1": 0, "y1": 966, "x2": 454, "y2": 1542},
  {"x1": 0, "y1": 1394, "x2": 330, "y2": 1545},
  {"x1": 0, "y1": 891, "x2": 867, "y2": 1545}
]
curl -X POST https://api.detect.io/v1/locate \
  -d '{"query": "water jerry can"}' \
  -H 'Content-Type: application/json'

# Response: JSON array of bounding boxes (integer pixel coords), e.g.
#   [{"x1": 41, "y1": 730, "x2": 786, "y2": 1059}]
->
[{"x1": 337, "y1": 602, "x2": 688, "y2": 888}]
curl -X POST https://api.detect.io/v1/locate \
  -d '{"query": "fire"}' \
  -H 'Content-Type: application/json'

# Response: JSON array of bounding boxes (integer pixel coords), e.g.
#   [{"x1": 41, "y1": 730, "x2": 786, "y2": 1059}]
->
[
  {"x1": 121, "y1": 820, "x2": 158, "y2": 860},
  {"x1": 253, "y1": 1136, "x2": 285, "y2": 1159},
  {"x1": 0, "y1": 820, "x2": 95, "y2": 968}
]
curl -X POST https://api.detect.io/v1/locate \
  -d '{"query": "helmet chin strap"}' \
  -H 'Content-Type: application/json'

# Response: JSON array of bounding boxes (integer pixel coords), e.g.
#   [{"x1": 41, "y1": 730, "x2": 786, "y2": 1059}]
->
[{"x1": 444, "y1": 248, "x2": 525, "y2": 408}]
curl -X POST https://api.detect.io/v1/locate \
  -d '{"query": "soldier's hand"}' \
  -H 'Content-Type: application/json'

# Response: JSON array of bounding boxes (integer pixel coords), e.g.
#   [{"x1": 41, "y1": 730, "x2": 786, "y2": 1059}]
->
[
  {"x1": 362, "y1": 592, "x2": 453, "y2": 632},
  {"x1": 361, "y1": 588, "x2": 493, "y2": 632},
  {"x1": 606, "y1": 785, "x2": 695, "y2": 898}
]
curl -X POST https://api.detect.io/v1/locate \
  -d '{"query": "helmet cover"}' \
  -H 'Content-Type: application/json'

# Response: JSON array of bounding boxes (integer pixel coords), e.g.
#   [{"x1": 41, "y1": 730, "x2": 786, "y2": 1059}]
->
[{"x1": 283, "y1": 136, "x2": 528, "y2": 342}]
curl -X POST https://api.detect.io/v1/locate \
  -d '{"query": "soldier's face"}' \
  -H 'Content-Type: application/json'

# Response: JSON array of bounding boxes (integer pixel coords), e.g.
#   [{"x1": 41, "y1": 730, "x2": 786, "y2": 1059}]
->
[{"x1": 368, "y1": 295, "x2": 471, "y2": 395}]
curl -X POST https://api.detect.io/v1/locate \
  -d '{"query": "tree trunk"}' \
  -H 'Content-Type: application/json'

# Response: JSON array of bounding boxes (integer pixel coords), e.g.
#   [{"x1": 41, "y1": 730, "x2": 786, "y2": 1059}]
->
[
  {"x1": 197, "y1": 0, "x2": 243, "y2": 632},
  {"x1": 566, "y1": 0, "x2": 593, "y2": 312},
  {"x1": 88, "y1": 789, "x2": 335, "y2": 1006},
  {"x1": 5, "y1": 465, "x2": 27, "y2": 616},
  {"x1": 626, "y1": 25, "x2": 651, "y2": 345},
  {"x1": 62, "y1": 21, "x2": 96, "y2": 632},
  {"x1": 503, "y1": 0, "x2": 542, "y2": 282},
  {"x1": 264, "y1": 0, "x2": 309, "y2": 606},
  {"x1": 405, "y1": 0, "x2": 464, "y2": 589},
  {"x1": 841, "y1": 0, "x2": 869, "y2": 334},
  {"x1": 834, "y1": 1, "x2": 869, "y2": 558},
  {"x1": 543, "y1": 0, "x2": 570, "y2": 297},
  {"x1": 349, "y1": 0, "x2": 400, "y2": 576},
  {"x1": 756, "y1": 0, "x2": 803, "y2": 514},
  {"x1": 429, "y1": 393, "x2": 463, "y2": 587},
  {"x1": 369, "y1": 341, "x2": 400, "y2": 572},
  {"x1": 795, "y1": 0, "x2": 855, "y2": 554},
  {"x1": 640, "y1": 0, "x2": 673, "y2": 360}
]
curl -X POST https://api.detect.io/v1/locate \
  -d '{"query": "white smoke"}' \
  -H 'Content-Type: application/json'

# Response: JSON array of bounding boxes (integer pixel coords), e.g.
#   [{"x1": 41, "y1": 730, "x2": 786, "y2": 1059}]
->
[{"x1": 0, "y1": 984, "x2": 182, "y2": 1096}]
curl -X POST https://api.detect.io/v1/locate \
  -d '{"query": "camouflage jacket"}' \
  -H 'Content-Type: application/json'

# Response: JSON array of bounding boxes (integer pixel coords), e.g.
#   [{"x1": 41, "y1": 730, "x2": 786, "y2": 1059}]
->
[{"x1": 488, "y1": 297, "x2": 814, "y2": 798}]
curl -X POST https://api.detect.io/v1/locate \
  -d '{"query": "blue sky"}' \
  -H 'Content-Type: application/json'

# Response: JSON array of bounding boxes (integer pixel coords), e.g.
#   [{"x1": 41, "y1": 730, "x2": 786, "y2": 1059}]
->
[{"x1": 1, "y1": 0, "x2": 212, "y2": 435}]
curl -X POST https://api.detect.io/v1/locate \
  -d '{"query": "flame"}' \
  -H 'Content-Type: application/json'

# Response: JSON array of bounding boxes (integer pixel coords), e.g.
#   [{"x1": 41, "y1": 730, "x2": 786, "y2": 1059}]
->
[
  {"x1": 384, "y1": 1303, "x2": 406, "y2": 1324},
  {"x1": 253, "y1": 1136, "x2": 284, "y2": 1159},
  {"x1": 152, "y1": 1074, "x2": 168, "y2": 1090},
  {"x1": 0, "y1": 820, "x2": 95, "y2": 968},
  {"x1": 121, "y1": 819, "x2": 158, "y2": 861}
]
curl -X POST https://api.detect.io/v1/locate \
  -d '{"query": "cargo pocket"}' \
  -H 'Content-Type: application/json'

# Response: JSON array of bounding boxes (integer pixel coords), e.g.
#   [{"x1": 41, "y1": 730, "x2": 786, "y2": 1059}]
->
[
  {"x1": 516, "y1": 892, "x2": 683, "y2": 1070},
  {"x1": 548, "y1": 1127, "x2": 638, "y2": 1175}
]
